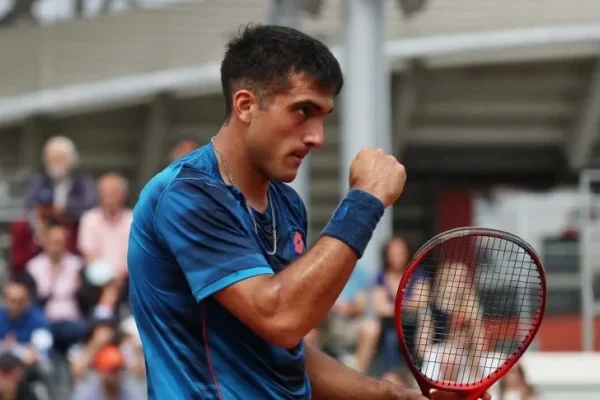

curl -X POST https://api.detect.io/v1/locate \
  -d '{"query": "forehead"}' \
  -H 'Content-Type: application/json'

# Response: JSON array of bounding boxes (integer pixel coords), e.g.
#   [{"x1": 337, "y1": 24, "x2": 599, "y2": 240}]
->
[
  {"x1": 277, "y1": 73, "x2": 335, "y2": 110},
  {"x1": 48, "y1": 225, "x2": 67, "y2": 236},
  {"x1": 5, "y1": 284, "x2": 27, "y2": 297}
]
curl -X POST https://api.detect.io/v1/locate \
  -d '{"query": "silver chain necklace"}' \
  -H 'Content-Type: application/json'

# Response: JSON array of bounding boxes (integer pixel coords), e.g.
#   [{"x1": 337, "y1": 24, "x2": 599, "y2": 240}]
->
[{"x1": 211, "y1": 136, "x2": 277, "y2": 255}]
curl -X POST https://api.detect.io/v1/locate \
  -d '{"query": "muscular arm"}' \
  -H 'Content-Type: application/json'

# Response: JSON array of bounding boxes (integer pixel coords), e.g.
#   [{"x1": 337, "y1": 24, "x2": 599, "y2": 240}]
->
[
  {"x1": 305, "y1": 343, "x2": 406, "y2": 400},
  {"x1": 157, "y1": 178, "x2": 384, "y2": 349},
  {"x1": 214, "y1": 236, "x2": 359, "y2": 348}
]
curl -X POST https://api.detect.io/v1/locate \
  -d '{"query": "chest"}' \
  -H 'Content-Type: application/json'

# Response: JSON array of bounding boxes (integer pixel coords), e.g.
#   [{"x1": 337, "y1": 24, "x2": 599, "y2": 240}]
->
[
  {"x1": 0, "y1": 313, "x2": 37, "y2": 343},
  {"x1": 33, "y1": 264, "x2": 79, "y2": 298},
  {"x1": 248, "y1": 203, "x2": 306, "y2": 273}
]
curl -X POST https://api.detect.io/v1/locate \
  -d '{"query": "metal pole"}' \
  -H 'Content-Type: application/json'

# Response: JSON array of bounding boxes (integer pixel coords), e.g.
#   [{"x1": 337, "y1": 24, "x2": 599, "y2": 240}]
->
[
  {"x1": 375, "y1": 0, "x2": 393, "y2": 259},
  {"x1": 268, "y1": 0, "x2": 312, "y2": 240},
  {"x1": 341, "y1": 0, "x2": 391, "y2": 276},
  {"x1": 580, "y1": 169, "x2": 594, "y2": 351}
]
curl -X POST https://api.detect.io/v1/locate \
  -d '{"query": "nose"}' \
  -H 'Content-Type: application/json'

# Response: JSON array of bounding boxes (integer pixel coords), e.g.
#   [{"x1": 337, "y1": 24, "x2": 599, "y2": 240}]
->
[{"x1": 304, "y1": 123, "x2": 325, "y2": 149}]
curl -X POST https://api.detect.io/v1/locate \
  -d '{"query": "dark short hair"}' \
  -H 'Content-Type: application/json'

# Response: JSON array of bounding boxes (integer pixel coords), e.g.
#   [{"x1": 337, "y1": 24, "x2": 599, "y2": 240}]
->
[{"x1": 220, "y1": 24, "x2": 344, "y2": 121}]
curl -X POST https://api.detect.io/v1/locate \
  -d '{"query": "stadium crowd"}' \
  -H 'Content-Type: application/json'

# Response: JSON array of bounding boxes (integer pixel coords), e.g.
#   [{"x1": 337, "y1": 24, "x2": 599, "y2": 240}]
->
[{"x1": 0, "y1": 135, "x2": 536, "y2": 399}]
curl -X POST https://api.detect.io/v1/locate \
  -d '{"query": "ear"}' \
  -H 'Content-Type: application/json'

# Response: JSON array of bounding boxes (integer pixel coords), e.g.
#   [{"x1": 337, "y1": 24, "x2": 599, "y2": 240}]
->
[{"x1": 231, "y1": 89, "x2": 257, "y2": 124}]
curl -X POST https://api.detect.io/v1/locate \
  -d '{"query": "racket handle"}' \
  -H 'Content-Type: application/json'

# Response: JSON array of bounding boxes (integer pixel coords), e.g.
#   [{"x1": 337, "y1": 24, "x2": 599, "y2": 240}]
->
[{"x1": 465, "y1": 387, "x2": 489, "y2": 400}]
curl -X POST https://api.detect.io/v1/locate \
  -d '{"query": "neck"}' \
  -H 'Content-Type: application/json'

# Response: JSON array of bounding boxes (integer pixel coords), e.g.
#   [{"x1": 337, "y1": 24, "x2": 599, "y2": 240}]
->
[
  {"x1": 212, "y1": 125, "x2": 270, "y2": 211},
  {"x1": 49, "y1": 254, "x2": 62, "y2": 265},
  {"x1": 103, "y1": 208, "x2": 121, "y2": 221},
  {"x1": 102, "y1": 384, "x2": 119, "y2": 399}
]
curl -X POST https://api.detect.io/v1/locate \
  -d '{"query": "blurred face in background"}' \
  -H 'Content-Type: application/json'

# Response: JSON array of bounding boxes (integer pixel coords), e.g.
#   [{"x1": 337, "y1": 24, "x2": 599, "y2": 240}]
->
[
  {"x1": 169, "y1": 139, "x2": 199, "y2": 162},
  {"x1": 385, "y1": 237, "x2": 410, "y2": 273},
  {"x1": 45, "y1": 225, "x2": 68, "y2": 261},
  {"x1": 3, "y1": 283, "x2": 30, "y2": 320},
  {"x1": 98, "y1": 174, "x2": 127, "y2": 219},
  {"x1": 451, "y1": 321, "x2": 473, "y2": 351},
  {"x1": 0, "y1": 366, "x2": 24, "y2": 396},
  {"x1": 44, "y1": 142, "x2": 73, "y2": 181}
]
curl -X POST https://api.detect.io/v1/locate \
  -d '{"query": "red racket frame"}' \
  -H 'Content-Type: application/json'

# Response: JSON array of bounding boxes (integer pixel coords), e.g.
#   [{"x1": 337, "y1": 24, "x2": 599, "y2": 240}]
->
[{"x1": 394, "y1": 227, "x2": 547, "y2": 400}]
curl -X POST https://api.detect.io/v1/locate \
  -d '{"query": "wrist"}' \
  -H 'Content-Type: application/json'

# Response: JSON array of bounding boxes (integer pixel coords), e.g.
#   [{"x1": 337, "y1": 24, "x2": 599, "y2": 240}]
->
[{"x1": 321, "y1": 189, "x2": 385, "y2": 258}]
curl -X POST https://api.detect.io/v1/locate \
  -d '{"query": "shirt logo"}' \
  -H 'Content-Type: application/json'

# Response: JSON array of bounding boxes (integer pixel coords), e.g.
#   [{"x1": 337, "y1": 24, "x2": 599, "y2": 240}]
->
[{"x1": 293, "y1": 232, "x2": 304, "y2": 254}]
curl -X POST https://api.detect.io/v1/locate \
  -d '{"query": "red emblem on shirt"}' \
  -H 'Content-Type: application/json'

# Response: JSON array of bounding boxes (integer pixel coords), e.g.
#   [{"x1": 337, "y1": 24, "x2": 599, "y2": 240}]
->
[{"x1": 293, "y1": 232, "x2": 304, "y2": 254}]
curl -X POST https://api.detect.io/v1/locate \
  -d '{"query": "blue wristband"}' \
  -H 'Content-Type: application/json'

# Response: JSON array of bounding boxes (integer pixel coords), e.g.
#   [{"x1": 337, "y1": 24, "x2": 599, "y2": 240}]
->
[{"x1": 321, "y1": 189, "x2": 385, "y2": 258}]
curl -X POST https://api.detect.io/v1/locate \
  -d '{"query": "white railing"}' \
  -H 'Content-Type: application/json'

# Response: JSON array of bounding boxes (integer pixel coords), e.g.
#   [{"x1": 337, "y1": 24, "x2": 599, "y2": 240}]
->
[{"x1": 521, "y1": 352, "x2": 600, "y2": 399}]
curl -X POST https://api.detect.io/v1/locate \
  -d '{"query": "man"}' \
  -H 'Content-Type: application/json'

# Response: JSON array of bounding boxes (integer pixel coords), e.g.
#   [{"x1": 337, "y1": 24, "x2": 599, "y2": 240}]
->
[
  {"x1": 0, "y1": 278, "x2": 53, "y2": 367},
  {"x1": 128, "y1": 24, "x2": 490, "y2": 400},
  {"x1": 26, "y1": 135, "x2": 96, "y2": 223},
  {"x1": 26, "y1": 221, "x2": 86, "y2": 352},
  {"x1": 71, "y1": 344, "x2": 146, "y2": 400},
  {"x1": 78, "y1": 173, "x2": 133, "y2": 284},
  {"x1": 0, "y1": 351, "x2": 48, "y2": 400}
]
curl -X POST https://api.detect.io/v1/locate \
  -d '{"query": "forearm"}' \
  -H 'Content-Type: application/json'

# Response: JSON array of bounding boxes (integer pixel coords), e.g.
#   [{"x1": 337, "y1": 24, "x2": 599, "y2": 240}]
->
[
  {"x1": 264, "y1": 190, "x2": 384, "y2": 338},
  {"x1": 305, "y1": 343, "x2": 395, "y2": 400},
  {"x1": 267, "y1": 236, "x2": 358, "y2": 337}
]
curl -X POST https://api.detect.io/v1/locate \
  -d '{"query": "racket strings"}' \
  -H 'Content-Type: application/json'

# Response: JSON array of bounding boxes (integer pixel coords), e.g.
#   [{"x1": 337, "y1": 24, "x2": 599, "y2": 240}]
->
[{"x1": 401, "y1": 235, "x2": 543, "y2": 386}]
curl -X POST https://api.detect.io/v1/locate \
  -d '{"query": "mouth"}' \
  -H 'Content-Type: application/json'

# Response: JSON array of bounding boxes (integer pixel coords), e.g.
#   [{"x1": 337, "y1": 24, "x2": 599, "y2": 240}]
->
[{"x1": 291, "y1": 150, "x2": 309, "y2": 161}]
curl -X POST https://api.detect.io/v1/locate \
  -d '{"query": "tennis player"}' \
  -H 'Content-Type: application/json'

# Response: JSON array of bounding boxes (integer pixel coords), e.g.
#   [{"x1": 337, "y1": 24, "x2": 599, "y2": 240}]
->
[{"x1": 127, "y1": 24, "x2": 490, "y2": 400}]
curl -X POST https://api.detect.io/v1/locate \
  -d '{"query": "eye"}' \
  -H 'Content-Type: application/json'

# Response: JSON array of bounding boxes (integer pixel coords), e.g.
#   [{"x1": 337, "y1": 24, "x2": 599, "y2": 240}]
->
[{"x1": 296, "y1": 106, "x2": 311, "y2": 117}]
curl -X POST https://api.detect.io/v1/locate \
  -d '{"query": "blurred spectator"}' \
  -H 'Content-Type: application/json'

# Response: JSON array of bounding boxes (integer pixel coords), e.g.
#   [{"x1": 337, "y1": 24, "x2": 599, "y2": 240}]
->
[
  {"x1": 419, "y1": 312, "x2": 490, "y2": 384},
  {"x1": 12, "y1": 136, "x2": 94, "y2": 275},
  {"x1": 381, "y1": 367, "x2": 415, "y2": 388},
  {"x1": 26, "y1": 221, "x2": 87, "y2": 353},
  {"x1": 25, "y1": 135, "x2": 96, "y2": 228},
  {"x1": 326, "y1": 263, "x2": 371, "y2": 369},
  {"x1": 68, "y1": 319, "x2": 120, "y2": 383},
  {"x1": 78, "y1": 173, "x2": 133, "y2": 288},
  {"x1": 71, "y1": 344, "x2": 145, "y2": 400},
  {"x1": 0, "y1": 352, "x2": 48, "y2": 400},
  {"x1": 0, "y1": 278, "x2": 53, "y2": 367},
  {"x1": 355, "y1": 236, "x2": 429, "y2": 375},
  {"x1": 168, "y1": 135, "x2": 199, "y2": 163},
  {"x1": 499, "y1": 363, "x2": 537, "y2": 400},
  {"x1": 119, "y1": 317, "x2": 145, "y2": 382}
]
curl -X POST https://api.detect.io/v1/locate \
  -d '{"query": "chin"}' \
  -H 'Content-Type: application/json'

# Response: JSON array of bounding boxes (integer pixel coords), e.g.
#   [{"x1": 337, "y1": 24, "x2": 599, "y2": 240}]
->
[
  {"x1": 278, "y1": 172, "x2": 298, "y2": 183},
  {"x1": 272, "y1": 167, "x2": 298, "y2": 183}
]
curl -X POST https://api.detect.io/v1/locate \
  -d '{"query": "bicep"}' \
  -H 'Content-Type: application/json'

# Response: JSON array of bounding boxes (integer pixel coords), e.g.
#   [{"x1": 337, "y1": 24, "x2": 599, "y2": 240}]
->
[{"x1": 212, "y1": 274, "x2": 282, "y2": 338}]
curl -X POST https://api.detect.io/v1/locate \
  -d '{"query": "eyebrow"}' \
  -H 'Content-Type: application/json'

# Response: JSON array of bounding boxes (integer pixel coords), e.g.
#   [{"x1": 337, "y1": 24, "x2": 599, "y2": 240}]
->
[{"x1": 293, "y1": 99, "x2": 334, "y2": 114}]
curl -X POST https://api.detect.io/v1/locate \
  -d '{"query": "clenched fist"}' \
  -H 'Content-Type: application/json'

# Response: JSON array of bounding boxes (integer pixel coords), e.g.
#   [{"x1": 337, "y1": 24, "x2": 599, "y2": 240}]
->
[{"x1": 349, "y1": 148, "x2": 406, "y2": 208}]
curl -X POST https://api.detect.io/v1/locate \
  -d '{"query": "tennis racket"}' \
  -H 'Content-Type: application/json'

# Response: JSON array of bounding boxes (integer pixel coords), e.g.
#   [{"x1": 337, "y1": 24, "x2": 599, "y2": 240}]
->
[{"x1": 394, "y1": 227, "x2": 546, "y2": 400}]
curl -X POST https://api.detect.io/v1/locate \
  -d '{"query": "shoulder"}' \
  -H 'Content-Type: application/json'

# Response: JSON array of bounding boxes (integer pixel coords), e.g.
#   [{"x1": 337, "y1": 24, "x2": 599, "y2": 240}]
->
[
  {"x1": 80, "y1": 207, "x2": 101, "y2": 223},
  {"x1": 121, "y1": 208, "x2": 134, "y2": 223},
  {"x1": 158, "y1": 168, "x2": 239, "y2": 216},
  {"x1": 71, "y1": 170, "x2": 95, "y2": 182},
  {"x1": 26, "y1": 254, "x2": 48, "y2": 273},
  {"x1": 145, "y1": 143, "x2": 233, "y2": 210},
  {"x1": 64, "y1": 254, "x2": 84, "y2": 269},
  {"x1": 28, "y1": 172, "x2": 46, "y2": 186}
]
